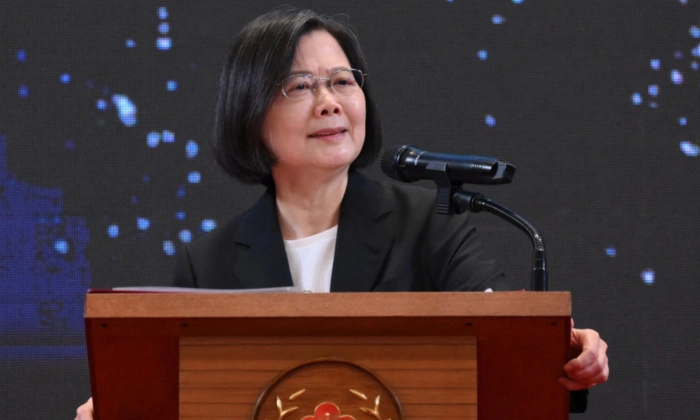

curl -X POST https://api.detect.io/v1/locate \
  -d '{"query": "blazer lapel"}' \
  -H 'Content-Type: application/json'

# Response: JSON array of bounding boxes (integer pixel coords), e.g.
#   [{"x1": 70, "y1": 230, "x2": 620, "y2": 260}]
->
[
  {"x1": 331, "y1": 171, "x2": 394, "y2": 292},
  {"x1": 231, "y1": 188, "x2": 295, "y2": 290}
]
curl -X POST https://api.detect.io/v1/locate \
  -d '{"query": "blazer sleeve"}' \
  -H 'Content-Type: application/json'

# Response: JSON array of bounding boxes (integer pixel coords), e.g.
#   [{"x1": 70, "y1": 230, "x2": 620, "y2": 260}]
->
[
  {"x1": 425, "y1": 207, "x2": 509, "y2": 292},
  {"x1": 378, "y1": 179, "x2": 510, "y2": 292}
]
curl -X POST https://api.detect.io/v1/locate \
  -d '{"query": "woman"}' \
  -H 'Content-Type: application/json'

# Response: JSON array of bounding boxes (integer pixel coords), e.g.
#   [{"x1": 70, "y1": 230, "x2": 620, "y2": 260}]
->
[
  {"x1": 172, "y1": 7, "x2": 508, "y2": 294},
  {"x1": 77, "y1": 7, "x2": 607, "y2": 419}
]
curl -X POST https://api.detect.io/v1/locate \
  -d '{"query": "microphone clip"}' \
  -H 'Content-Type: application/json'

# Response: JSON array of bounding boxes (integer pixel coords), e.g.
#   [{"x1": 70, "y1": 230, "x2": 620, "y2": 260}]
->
[{"x1": 423, "y1": 161, "x2": 463, "y2": 215}]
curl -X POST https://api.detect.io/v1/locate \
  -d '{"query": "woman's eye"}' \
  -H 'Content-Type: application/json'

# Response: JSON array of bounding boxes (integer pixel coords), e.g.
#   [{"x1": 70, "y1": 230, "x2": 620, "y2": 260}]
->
[
  {"x1": 333, "y1": 77, "x2": 354, "y2": 86},
  {"x1": 285, "y1": 79, "x2": 312, "y2": 92}
]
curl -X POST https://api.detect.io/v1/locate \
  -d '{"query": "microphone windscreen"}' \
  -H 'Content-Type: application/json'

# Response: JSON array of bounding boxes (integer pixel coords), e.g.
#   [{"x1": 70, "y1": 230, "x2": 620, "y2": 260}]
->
[{"x1": 379, "y1": 145, "x2": 403, "y2": 181}]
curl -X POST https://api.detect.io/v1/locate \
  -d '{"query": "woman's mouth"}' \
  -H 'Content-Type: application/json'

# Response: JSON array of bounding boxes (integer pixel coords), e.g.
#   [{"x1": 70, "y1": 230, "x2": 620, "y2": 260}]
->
[{"x1": 309, "y1": 128, "x2": 347, "y2": 138}]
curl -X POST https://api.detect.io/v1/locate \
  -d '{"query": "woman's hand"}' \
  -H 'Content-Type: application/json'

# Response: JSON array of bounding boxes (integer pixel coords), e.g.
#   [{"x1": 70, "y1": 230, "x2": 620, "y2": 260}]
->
[
  {"x1": 75, "y1": 397, "x2": 94, "y2": 420},
  {"x1": 559, "y1": 320, "x2": 609, "y2": 390}
]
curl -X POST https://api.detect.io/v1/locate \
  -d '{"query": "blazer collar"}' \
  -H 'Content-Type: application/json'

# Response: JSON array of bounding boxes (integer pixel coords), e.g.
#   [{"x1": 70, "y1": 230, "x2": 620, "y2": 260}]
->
[
  {"x1": 331, "y1": 171, "x2": 394, "y2": 291},
  {"x1": 231, "y1": 187, "x2": 295, "y2": 290},
  {"x1": 231, "y1": 171, "x2": 394, "y2": 292}
]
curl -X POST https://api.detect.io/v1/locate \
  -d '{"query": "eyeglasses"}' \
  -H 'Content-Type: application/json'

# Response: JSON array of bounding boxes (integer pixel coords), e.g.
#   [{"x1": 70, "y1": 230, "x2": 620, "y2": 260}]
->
[{"x1": 278, "y1": 68, "x2": 365, "y2": 100}]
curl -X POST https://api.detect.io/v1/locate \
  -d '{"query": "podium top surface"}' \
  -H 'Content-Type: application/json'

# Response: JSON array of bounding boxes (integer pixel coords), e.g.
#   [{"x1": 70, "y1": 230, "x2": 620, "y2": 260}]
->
[{"x1": 85, "y1": 291, "x2": 570, "y2": 319}]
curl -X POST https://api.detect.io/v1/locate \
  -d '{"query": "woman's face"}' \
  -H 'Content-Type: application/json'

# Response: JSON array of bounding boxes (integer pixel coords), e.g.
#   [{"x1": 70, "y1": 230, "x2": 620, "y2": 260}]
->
[{"x1": 261, "y1": 30, "x2": 366, "y2": 178}]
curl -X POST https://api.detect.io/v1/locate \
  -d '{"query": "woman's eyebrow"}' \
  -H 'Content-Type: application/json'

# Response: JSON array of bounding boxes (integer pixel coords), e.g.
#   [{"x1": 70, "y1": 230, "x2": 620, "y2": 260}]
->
[{"x1": 287, "y1": 66, "x2": 349, "y2": 75}]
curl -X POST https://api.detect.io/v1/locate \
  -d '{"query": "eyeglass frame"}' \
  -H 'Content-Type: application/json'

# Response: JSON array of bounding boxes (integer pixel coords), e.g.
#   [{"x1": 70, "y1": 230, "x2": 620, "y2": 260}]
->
[{"x1": 276, "y1": 67, "x2": 367, "y2": 100}]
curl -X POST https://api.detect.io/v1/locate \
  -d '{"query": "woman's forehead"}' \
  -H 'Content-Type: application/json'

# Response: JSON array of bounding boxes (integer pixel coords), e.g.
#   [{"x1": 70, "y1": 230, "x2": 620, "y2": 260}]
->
[{"x1": 290, "y1": 30, "x2": 351, "y2": 74}]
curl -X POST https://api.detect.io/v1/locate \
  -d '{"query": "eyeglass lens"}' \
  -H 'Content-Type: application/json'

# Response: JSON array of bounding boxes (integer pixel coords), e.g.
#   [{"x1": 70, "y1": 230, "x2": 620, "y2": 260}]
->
[{"x1": 281, "y1": 69, "x2": 364, "y2": 100}]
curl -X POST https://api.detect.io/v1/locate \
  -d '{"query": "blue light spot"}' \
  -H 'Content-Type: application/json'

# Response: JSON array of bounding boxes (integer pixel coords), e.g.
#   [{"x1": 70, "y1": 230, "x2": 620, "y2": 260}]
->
[
  {"x1": 176, "y1": 211, "x2": 186, "y2": 220},
  {"x1": 485, "y1": 115, "x2": 496, "y2": 127},
  {"x1": 605, "y1": 247, "x2": 617, "y2": 257},
  {"x1": 185, "y1": 140, "x2": 198, "y2": 158},
  {"x1": 631, "y1": 92, "x2": 642, "y2": 105},
  {"x1": 156, "y1": 37, "x2": 172, "y2": 50},
  {"x1": 692, "y1": 44, "x2": 700, "y2": 58},
  {"x1": 18, "y1": 85, "x2": 29, "y2": 98},
  {"x1": 54, "y1": 240, "x2": 69, "y2": 254},
  {"x1": 674, "y1": 51, "x2": 683, "y2": 59},
  {"x1": 143, "y1": 175, "x2": 150, "y2": 183},
  {"x1": 177, "y1": 185, "x2": 186, "y2": 198},
  {"x1": 131, "y1": 195, "x2": 139, "y2": 204},
  {"x1": 477, "y1": 50, "x2": 488, "y2": 60},
  {"x1": 649, "y1": 101, "x2": 658, "y2": 108},
  {"x1": 166, "y1": 80, "x2": 178, "y2": 91},
  {"x1": 162, "y1": 130, "x2": 175, "y2": 142},
  {"x1": 147, "y1": 132, "x2": 160, "y2": 147},
  {"x1": 137, "y1": 218, "x2": 150, "y2": 230},
  {"x1": 107, "y1": 225, "x2": 119, "y2": 238},
  {"x1": 159, "y1": 22, "x2": 170, "y2": 34},
  {"x1": 680, "y1": 141, "x2": 699, "y2": 157},
  {"x1": 179, "y1": 229, "x2": 192, "y2": 243},
  {"x1": 512, "y1": 0, "x2": 524, "y2": 3},
  {"x1": 679, "y1": 0, "x2": 687, "y2": 4},
  {"x1": 163, "y1": 240, "x2": 176, "y2": 256},
  {"x1": 188, "y1": 171, "x2": 201, "y2": 183},
  {"x1": 16, "y1": 49, "x2": 27, "y2": 62},
  {"x1": 158, "y1": 7, "x2": 168, "y2": 19},
  {"x1": 201, "y1": 219, "x2": 217, "y2": 232},
  {"x1": 679, "y1": 117, "x2": 687, "y2": 126},
  {"x1": 648, "y1": 85, "x2": 659, "y2": 96},
  {"x1": 692, "y1": 61, "x2": 699, "y2": 70},
  {"x1": 112, "y1": 94, "x2": 137, "y2": 127},
  {"x1": 691, "y1": 26, "x2": 700, "y2": 38},
  {"x1": 492, "y1": 15, "x2": 505, "y2": 25},
  {"x1": 65, "y1": 139, "x2": 75, "y2": 150},
  {"x1": 671, "y1": 69, "x2": 683, "y2": 84},
  {"x1": 650, "y1": 59, "x2": 660, "y2": 70},
  {"x1": 96, "y1": 99, "x2": 108, "y2": 110},
  {"x1": 126, "y1": 39, "x2": 136, "y2": 48},
  {"x1": 60, "y1": 73, "x2": 71, "y2": 84},
  {"x1": 641, "y1": 269, "x2": 655, "y2": 285}
]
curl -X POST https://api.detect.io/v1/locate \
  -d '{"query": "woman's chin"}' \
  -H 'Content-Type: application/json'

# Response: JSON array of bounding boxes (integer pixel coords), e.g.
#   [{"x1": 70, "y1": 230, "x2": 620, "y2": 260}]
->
[{"x1": 312, "y1": 148, "x2": 360, "y2": 170}]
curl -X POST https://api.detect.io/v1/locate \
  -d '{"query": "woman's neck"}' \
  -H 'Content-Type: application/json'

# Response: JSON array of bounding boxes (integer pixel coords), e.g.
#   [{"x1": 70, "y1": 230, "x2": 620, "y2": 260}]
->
[{"x1": 272, "y1": 169, "x2": 349, "y2": 240}]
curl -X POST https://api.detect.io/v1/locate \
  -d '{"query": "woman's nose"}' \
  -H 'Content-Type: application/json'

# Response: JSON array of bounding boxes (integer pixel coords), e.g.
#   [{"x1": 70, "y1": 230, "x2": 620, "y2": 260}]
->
[{"x1": 314, "y1": 84, "x2": 342, "y2": 116}]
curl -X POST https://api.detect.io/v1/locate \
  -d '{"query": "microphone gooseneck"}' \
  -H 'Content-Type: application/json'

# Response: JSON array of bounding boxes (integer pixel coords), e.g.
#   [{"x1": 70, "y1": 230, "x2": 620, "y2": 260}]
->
[{"x1": 452, "y1": 191, "x2": 548, "y2": 291}]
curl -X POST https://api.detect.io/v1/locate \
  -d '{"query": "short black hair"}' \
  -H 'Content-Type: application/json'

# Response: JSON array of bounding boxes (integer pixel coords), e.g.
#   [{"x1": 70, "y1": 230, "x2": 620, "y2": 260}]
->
[{"x1": 212, "y1": 8, "x2": 383, "y2": 186}]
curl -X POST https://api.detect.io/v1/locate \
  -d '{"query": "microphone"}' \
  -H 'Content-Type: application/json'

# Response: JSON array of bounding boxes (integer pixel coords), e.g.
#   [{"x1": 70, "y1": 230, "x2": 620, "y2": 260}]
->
[
  {"x1": 380, "y1": 145, "x2": 515, "y2": 185},
  {"x1": 381, "y1": 145, "x2": 546, "y2": 291}
]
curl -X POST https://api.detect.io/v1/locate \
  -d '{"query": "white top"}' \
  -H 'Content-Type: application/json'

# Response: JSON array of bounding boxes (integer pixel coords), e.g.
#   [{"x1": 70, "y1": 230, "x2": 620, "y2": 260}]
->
[{"x1": 283, "y1": 225, "x2": 338, "y2": 293}]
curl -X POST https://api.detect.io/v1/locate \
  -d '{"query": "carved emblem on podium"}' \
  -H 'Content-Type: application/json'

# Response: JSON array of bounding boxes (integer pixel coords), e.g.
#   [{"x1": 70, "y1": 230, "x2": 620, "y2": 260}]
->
[{"x1": 253, "y1": 358, "x2": 402, "y2": 420}]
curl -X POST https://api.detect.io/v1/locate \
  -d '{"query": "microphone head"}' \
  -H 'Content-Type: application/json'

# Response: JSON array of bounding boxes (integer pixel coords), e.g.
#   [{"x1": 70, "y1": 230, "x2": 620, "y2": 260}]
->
[
  {"x1": 379, "y1": 145, "x2": 405, "y2": 181},
  {"x1": 380, "y1": 145, "x2": 422, "y2": 183}
]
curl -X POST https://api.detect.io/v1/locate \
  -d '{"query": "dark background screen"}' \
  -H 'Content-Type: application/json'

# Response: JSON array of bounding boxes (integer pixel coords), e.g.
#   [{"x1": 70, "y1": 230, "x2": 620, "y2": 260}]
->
[{"x1": 1, "y1": 1, "x2": 699, "y2": 418}]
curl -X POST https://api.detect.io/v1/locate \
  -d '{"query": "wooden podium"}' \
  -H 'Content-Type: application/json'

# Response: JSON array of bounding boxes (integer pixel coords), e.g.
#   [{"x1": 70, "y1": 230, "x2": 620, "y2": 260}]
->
[{"x1": 85, "y1": 291, "x2": 572, "y2": 419}]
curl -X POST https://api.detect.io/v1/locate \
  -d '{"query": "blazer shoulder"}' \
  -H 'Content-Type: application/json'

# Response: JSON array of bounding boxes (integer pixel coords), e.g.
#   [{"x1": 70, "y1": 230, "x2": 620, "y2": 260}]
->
[
  {"x1": 172, "y1": 187, "x2": 289, "y2": 289},
  {"x1": 185, "y1": 212, "x2": 246, "y2": 257},
  {"x1": 184, "y1": 186, "x2": 277, "y2": 259},
  {"x1": 172, "y1": 213, "x2": 247, "y2": 288}
]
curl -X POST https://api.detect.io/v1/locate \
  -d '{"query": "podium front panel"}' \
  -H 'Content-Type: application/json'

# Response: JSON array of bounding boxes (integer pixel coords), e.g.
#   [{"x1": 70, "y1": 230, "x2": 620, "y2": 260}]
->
[{"x1": 180, "y1": 336, "x2": 478, "y2": 419}]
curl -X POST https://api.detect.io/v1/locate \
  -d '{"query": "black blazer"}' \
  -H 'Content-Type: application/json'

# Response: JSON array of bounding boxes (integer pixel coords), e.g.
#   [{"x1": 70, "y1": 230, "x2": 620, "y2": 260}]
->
[{"x1": 174, "y1": 171, "x2": 508, "y2": 292}]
